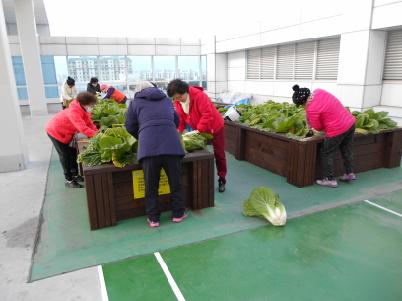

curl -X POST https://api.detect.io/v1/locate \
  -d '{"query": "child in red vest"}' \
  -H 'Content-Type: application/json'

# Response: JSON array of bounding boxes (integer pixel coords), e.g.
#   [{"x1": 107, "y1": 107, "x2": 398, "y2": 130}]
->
[{"x1": 100, "y1": 84, "x2": 127, "y2": 104}]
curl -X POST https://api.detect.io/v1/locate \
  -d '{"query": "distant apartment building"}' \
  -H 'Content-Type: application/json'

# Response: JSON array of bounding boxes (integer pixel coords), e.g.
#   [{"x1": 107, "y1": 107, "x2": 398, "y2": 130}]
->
[{"x1": 68, "y1": 57, "x2": 133, "y2": 82}]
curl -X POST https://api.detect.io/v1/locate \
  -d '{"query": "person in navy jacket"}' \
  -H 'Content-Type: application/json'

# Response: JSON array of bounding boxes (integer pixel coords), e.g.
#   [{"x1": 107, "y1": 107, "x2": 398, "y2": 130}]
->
[{"x1": 125, "y1": 81, "x2": 186, "y2": 228}]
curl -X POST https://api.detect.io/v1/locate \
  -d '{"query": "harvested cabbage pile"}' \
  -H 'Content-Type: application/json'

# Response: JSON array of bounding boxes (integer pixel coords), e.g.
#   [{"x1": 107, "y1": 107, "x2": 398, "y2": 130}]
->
[
  {"x1": 182, "y1": 131, "x2": 213, "y2": 152},
  {"x1": 91, "y1": 99, "x2": 127, "y2": 130},
  {"x1": 78, "y1": 127, "x2": 137, "y2": 168},
  {"x1": 243, "y1": 187, "x2": 287, "y2": 226},
  {"x1": 352, "y1": 109, "x2": 397, "y2": 135}
]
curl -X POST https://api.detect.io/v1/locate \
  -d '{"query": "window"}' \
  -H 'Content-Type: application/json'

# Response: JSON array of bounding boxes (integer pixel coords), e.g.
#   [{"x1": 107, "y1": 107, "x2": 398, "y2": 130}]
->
[
  {"x1": 295, "y1": 42, "x2": 315, "y2": 79},
  {"x1": 245, "y1": 37, "x2": 340, "y2": 81},
  {"x1": 11, "y1": 56, "x2": 27, "y2": 100},
  {"x1": 127, "y1": 56, "x2": 153, "y2": 82},
  {"x1": 12, "y1": 56, "x2": 64, "y2": 99},
  {"x1": 315, "y1": 38, "x2": 340, "y2": 80},
  {"x1": 260, "y1": 47, "x2": 275, "y2": 80},
  {"x1": 384, "y1": 30, "x2": 402, "y2": 80},
  {"x1": 154, "y1": 56, "x2": 176, "y2": 81},
  {"x1": 154, "y1": 56, "x2": 176, "y2": 91},
  {"x1": 98, "y1": 56, "x2": 128, "y2": 94},
  {"x1": 98, "y1": 56, "x2": 127, "y2": 82},
  {"x1": 246, "y1": 49, "x2": 260, "y2": 79},
  {"x1": 201, "y1": 55, "x2": 207, "y2": 89},
  {"x1": 178, "y1": 56, "x2": 200, "y2": 82},
  {"x1": 126, "y1": 56, "x2": 152, "y2": 97},
  {"x1": 276, "y1": 44, "x2": 295, "y2": 80},
  {"x1": 54, "y1": 56, "x2": 69, "y2": 96},
  {"x1": 10, "y1": 55, "x2": 207, "y2": 101},
  {"x1": 41, "y1": 56, "x2": 59, "y2": 98},
  {"x1": 67, "y1": 56, "x2": 99, "y2": 91}
]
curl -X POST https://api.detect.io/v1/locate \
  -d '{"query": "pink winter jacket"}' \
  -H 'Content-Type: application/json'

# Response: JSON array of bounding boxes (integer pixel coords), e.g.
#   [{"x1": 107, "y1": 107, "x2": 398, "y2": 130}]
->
[{"x1": 306, "y1": 89, "x2": 355, "y2": 138}]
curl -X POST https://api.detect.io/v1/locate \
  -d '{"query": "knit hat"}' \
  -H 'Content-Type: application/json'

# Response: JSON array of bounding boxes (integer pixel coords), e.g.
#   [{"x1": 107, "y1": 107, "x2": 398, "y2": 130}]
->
[
  {"x1": 292, "y1": 84, "x2": 310, "y2": 106},
  {"x1": 66, "y1": 76, "x2": 75, "y2": 86},
  {"x1": 100, "y1": 84, "x2": 109, "y2": 91},
  {"x1": 134, "y1": 81, "x2": 156, "y2": 93}
]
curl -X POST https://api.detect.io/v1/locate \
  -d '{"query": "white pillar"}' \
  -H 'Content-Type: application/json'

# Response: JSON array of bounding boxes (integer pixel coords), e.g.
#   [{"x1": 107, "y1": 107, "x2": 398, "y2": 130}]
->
[
  {"x1": 202, "y1": 35, "x2": 228, "y2": 99},
  {"x1": 0, "y1": 1, "x2": 27, "y2": 171},
  {"x1": 14, "y1": 0, "x2": 47, "y2": 115},
  {"x1": 336, "y1": 0, "x2": 385, "y2": 111}
]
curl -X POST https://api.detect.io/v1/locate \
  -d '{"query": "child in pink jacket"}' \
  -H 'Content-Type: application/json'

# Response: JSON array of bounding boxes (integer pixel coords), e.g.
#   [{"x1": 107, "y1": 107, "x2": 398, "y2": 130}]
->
[{"x1": 292, "y1": 85, "x2": 356, "y2": 188}]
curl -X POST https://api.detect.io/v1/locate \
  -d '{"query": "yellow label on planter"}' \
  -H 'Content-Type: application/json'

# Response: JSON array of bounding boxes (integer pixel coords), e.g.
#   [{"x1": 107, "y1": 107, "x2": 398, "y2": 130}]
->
[{"x1": 132, "y1": 169, "x2": 170, "y2": 199}]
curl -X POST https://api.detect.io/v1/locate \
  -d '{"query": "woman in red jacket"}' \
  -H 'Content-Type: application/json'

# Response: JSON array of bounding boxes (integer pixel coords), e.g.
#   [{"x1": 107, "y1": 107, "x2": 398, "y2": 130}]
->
[
  {"x1": 46, "y1": 92, "x2": 99, "y2": 188},
  {"x1": 167, "y1": 79, "x2": 227, "y2": 192},
  {"x1": 292, "y1": 85, "x2": 356, "y2": 188}
]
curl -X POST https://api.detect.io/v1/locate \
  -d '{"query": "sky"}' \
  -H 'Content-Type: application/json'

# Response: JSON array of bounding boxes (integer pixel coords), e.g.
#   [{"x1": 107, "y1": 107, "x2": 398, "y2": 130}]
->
[{"x1": 43, "y1": 0, "x2": 348, "y2": 39}]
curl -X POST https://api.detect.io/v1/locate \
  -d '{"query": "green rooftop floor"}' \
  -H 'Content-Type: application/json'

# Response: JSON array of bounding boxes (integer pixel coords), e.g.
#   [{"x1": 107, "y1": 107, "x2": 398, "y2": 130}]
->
[
  {"x1": 30, "y1": 150, "x2": 402, "y2": 281},
  {"x1": 103, "y1": 196, "x2": 402, "y2": 301}
]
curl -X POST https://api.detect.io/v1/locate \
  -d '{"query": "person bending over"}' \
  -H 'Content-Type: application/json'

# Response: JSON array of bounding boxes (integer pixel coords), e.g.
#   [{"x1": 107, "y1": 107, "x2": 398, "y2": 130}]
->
[
  {"x1": 292, "y1": 84, "x2": 356, "y2": 188},
  {"x1": 46, "y1": 92, "x2": 98, "y2": 188}
]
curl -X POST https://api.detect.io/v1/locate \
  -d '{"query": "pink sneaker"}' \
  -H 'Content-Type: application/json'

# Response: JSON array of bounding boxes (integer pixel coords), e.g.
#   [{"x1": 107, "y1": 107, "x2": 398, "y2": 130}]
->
[
  {"x1": 339, "y1": 173, "x2": 357, "y2": 182},
  {"x1": 172, "y1": 213, "x2": 188, "y2": 223},
  {"x1": 316, "y1": 178, "x2": 338, "y2": 188},
  {"x1": 147, "y1": 219, "x2": 160, "y2": 228}
]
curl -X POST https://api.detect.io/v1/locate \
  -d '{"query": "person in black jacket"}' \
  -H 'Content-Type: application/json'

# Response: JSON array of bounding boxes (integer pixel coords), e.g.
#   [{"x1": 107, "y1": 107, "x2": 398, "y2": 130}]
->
[{"x1": 87, "y1": 77, "x2": 101, "y2": 95}]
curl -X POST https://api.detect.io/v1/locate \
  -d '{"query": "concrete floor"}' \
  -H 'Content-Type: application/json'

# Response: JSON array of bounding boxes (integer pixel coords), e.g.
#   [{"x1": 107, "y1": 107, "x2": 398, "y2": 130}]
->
[{"x1": 0, "y1": 115, "x2": 101, "y2": 301}]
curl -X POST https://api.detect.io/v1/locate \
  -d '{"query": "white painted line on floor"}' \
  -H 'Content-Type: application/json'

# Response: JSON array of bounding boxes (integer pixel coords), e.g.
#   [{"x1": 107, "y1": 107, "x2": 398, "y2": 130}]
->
[
  {"x1": 154, "y1": 252, "x2": 186, "y2": 301},
  {"x1": 364, "y1": 200, "x2": 402, "y2": 218},
  {"x1": 98, "y1": 265, "x2": 109, "y2": 301}
]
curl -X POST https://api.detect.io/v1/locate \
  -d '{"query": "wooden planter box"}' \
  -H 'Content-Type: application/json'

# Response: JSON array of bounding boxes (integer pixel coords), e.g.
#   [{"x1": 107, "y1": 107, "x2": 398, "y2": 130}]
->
[
  {"x1": 80, "y1": 150, "x2": 215, "y2": 230},
  {"x1": 224, "y1": 120, "x2": 402, "y2": 188}
]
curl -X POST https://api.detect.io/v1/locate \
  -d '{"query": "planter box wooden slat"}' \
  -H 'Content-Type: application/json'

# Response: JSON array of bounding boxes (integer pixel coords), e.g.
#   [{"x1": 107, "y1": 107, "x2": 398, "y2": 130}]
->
[
  {"x1": 384, "y1": 130, "x2": 402, "y2": 168},
  {"x1": 224, "y1": 120, "x2": 402, "y2": 188},
  {"x1": 78, "y1": 144, "x2": 215, "y2": 230}
]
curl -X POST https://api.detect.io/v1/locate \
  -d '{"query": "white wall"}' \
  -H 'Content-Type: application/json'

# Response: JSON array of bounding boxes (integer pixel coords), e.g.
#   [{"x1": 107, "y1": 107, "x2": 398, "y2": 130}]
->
[
  {"x1": 215, "y1": 1, "x2": 347, "y2": 53},
  {"x1": 371, "y1": 1, "x2": 402, "y2": 108},
  {"x1": 381, "y1": 83, "x2": 402, "y2": 107},
  {"x1": 226, "y1": 50, "x2": 340, "y2": 106},
  {"x1": 221, "y1": 1, "x2": 402, "y2": 112},
  {"x1": 6, "y1": 23, "x2": 49, "y2": 36},
  {"x1": 9, "y1": 36, "x2": 201, "y2": 57},
  {"x1": 372, "y1": 0, "x2": 402, "y2": 30}
]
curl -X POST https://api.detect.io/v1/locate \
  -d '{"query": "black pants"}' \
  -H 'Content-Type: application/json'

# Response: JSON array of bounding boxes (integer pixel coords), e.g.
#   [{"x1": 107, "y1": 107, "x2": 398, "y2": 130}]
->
[
  {"x1": 48, "y1": 134, "x2": 78, "y2": 181},
  {"x1": 141, "y1": 155, "x2": 185, "y2": 222},
  {"x1": 321, "y1": 125, "x2": 355, "y2": 180}
]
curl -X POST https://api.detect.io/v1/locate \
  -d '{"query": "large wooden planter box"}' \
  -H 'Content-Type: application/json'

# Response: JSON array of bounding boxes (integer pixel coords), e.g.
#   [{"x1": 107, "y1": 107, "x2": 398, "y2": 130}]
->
[
  {"x1": 81, "y1": 150, "x2": 215, "y2": 230},
  {"x1": 225, "y1": 120, "x2": 402, "y2": 188}
]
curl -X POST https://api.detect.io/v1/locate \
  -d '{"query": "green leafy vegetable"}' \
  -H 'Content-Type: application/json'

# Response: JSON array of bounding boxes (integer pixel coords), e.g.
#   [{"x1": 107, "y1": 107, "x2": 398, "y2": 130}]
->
[
  {"x1": 229, "y1": 100, "x2": 398, "y2": 138},
  {"x1": 91, "y1": 99, "x2": 127, "y2": 130},
  {"x1": 78, "y1": 127, "x2": 137, "y2": 168},
  {"x1": 218, "y1": 107, "x2": 228, "y2": 115},
  {"x1": 237, "y1": 101, "x2": 310, "y2": 139},
  {"x1": 352, "y1": 109, "x2": 397, "y2": 134},
  {"x1": 243, "y1": 187, "x2": 287, "y2": 226},
  {"x1": 182, "y1": 131, "x2": 210, "y2": 152}
]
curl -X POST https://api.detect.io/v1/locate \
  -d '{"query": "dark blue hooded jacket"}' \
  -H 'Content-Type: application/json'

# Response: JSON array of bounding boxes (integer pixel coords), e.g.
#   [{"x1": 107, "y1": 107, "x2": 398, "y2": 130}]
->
[{"x1": 125, "y1": 87, "x2": 185, "y2": 161}]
